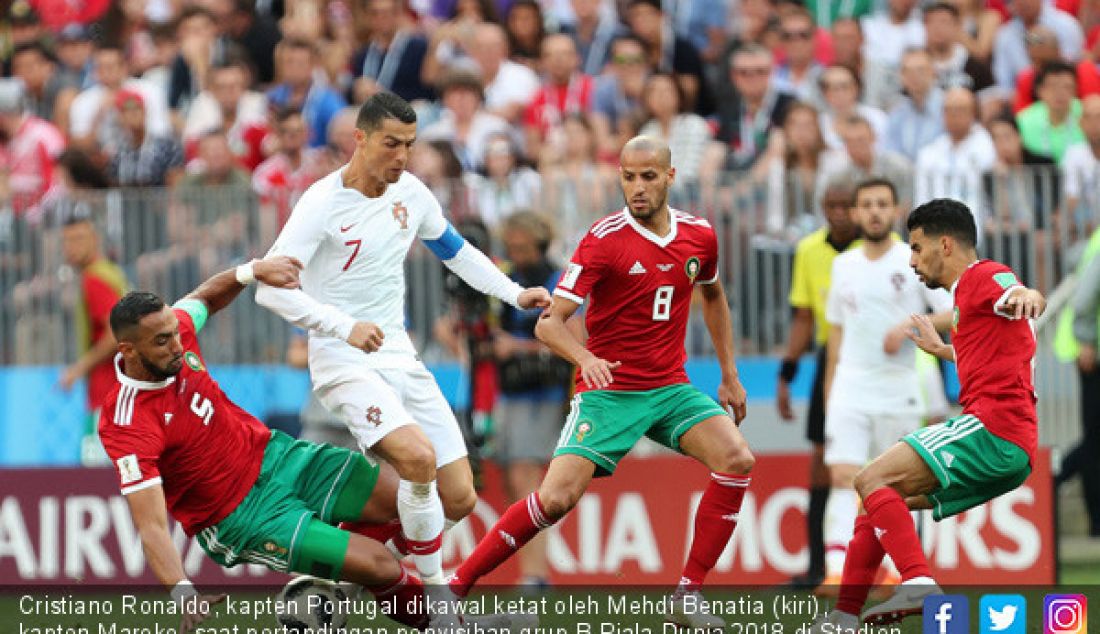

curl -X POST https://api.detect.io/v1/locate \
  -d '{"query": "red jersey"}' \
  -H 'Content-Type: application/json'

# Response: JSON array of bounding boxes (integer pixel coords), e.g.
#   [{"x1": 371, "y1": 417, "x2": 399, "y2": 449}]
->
[
  {"x1": 952, "y1": 260, "x2": 1038, "y2": 465},
  {"x1": 555, "y1": 208, "x2": 719, "y2": 393},
  {"x1": 80, "y1": 259, "x2": 128, "y2": 409},
  {"x1": 98, "y1": 309, "x2": 270, "y2": 535}
]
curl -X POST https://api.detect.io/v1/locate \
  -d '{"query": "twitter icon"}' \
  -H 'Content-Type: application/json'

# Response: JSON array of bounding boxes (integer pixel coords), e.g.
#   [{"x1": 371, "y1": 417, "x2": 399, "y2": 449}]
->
[{"x1": 981, "y1": 595, "x2": 1027, "y2": 634}]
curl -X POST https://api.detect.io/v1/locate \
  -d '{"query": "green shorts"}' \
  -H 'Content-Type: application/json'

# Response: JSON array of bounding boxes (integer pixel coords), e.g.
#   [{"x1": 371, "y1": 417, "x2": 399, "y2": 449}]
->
[
  {"x1": 554, "y1": 383, "x2": 728, "y2": 476},
  {"x1": 196, "y1": 430, "x2": 379, "y2": 577},
  {"x1": 903, "y1": 414, "x2": 1031, "y2": 521}
]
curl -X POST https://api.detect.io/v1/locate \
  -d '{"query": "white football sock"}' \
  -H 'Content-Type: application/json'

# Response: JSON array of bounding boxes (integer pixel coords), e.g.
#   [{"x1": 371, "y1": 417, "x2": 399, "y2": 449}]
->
[
  {"x1": 824, "y1": 487, "x2": 859, "y2": 576},
  {"x1": 397, "y1": 479, "x2": 446, "y2": 584}
]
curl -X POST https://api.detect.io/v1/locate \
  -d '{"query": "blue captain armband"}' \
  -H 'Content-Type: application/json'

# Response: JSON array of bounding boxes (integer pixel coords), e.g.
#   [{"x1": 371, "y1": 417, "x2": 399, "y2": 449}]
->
[{"x1": 423, "y1": 223, "x2": 466, "y2": 261}]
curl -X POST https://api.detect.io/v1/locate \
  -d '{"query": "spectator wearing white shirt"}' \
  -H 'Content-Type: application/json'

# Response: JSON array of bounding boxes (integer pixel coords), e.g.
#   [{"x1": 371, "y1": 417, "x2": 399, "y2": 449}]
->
[
  {"x1": 182, "y1": 61, "x2": 269, "y2": 169},
  {"x1": 820, "y1": 115, "x2": 914, "y2": 209},
  {"x1": 469, "y1": 22, "x2": 541, "y2": 125},
  {"x1": 422, "y1": 69, "x2": 513, "y2": 171},
  {"x1": 992, "y1": 0, "x2": 1083, "y2": 94},
  {"x1": 818, "y1": 64, "x2": 889, "y2": 151},
  {"x1": 638, "y1": 72, "x2": 713, "y2": 203},
  {"x1": 1063, "y1": 95, "x2": 1100, "y2": 222},
  {"x1": 69, "y1": 45, "x2": 172, "y2": 156},
  {"x1": 860, "y1": 0, "x2": 926, "y2": 69},
  {"x1": 914, "y1": 87, "x2": 995, "y2": 233}
]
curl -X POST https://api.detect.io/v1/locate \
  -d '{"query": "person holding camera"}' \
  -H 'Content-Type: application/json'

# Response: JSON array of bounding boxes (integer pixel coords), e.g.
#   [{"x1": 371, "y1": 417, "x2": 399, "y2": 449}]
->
[{"x1": 490, "y1": 210, "x2": 572, "y2": 590}]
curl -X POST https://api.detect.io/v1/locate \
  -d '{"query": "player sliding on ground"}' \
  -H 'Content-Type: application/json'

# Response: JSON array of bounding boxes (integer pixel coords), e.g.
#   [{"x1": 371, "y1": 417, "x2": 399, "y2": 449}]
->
[
  {"x1": 99, "y1": 257, "x2": 452, "y2": 633},
  {"x1": 810, "y1": 198, "x2": 1046, "y2": 631},
  {"x1": 448, "y1": 136, "x2": 756, "y2": 631}
]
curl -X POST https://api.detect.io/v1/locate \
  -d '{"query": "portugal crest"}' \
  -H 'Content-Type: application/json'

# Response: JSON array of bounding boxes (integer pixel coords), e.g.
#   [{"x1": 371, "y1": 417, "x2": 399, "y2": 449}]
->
[
  {"x1": 184, "y1": 351, "x2": 205, "y2": 373},
  {"x1": 366, "y1": 406, "x2": 383, "y2": 426},
  {"x1": 685, "y1": 256, "x2": 701, "y2": 281},
  {"x1": 392, "y1": 201, "x2": 409, "y2": 230}
]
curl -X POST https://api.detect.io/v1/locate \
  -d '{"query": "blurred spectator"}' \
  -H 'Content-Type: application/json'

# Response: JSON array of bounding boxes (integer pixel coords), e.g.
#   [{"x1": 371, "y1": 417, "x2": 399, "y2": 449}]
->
[
  {"x1": 759, "y1": 102, "x2": 831, "y2": 237},
  {"x1": 772, "y1": 7, "x2": 825, "y2": 106},
  {"x1": 97, "y1": 0, "x2": 156, "y2": 76},
  {"x1": 925, "y1": 2, "x2": 995, "y2": 96},
  {"x1": 664, "y1": 0, "x2": 729, "y2": 65},
  {"x1": 422, "y1": 0, "x2": 497, "y2": 88},
  {"x1": 638, "y1": 72, "x2": 713, "y2": 195},
  {"x1": 1017, "y1": 61, "x2": 1085, "y2": 163},
  {"x1": 914, "y1": 87, "x2": 995, "y2": 231},
  {"x1": 217, "y1": 0, "x2": 283, "y2": 85},
  {"x1": 625, "y1": 0, "x2": 711, "y2": 115},
  {"x1": 323, "y1": 106, "x2": 359, "y2": 167},
  {"x1": 470, "y1": 132, "x2": 541, "y2": 229},
  {"x1": 1014, "y1": 26, "x2": 1100, "y2": 113},
  {"x1": 11, "y1": 42, "x2": 78, "y2": 127},
  {"x1": 174, "y1": 131, "x2": 255, "y2": 264},
  {"x1": 350, "y1": 0, "x2": 433, "y2": 104},
  {"x1": 590, "y1": 35, "x2": 650, "y2": 161},
  {"x1": 169, "y1": 6, "x2": 245, "y2": 114},
  {"x1": 830, "y1": 18, "x2": 865, "y2": 75},
  {"x1": 983, "y1": 115, "x2": 1058, "y2": 285},
  {"x1": 540, "y1": 113, "x2": 616, "y2": 253},
  {"x1": 141, "y1": 23, "x2": 180, "y2": 100},
  {"x1": 820, "y1": 115, "x2": 914, "y2": 206},
  {"x1": 54, "y1": 22, "x2": 95, "y2": 91},
  {"x1": 69, "y1": 45, "x2": 172, "y2": 156},
  {"x1": 560, "y1": 0, "x2": 625, "y2": 76},
  {"x1": 266, "y1": 38, "x2": 348, "y2": 148},
  {"x1": 30, "y1": 0, "x2": 109, "y2": 30},
  {"x1": 1062, "y1": 95, "x2": 1100, "y2": 219},
  {"x1": 4, "y1": 1, "x2": 46, "y2": 72},
  {"x1": 490, "y1": 210, "x2": 570, "y2": 589},
  {"x1": 0, "y1": 78, "x2": 67, "y2": 215},
  {"x1": 423, "y1": 68, "x2": 513, "y2": 171},
  {"x1": 58, "y1": 214, "x2": 128, "y2": 466},
  {"x1": 524, "y1": 34, "x2": 595, "y2": 163},
  {"x1": 944, "y1": 0, "x2": 1002, "y2": 62},
  {"x1": 992, "y1": 0, "x2": 1083, "y2": 94},
  {"x1": 183, "y1": 61, "x2": 269, "y2": 170},
  {"x1": 408, "y1": 138, "x2": 477, "y2": 221},
  {"x1": 180, "y1": 131, "x2": 254, "y2": 193},
  {"x1": 885, "y1": 48, "x2": 945, "y2": 161},
  {"x1": 806, "y1": 0, "x2": 872, "y2": 29},
  {"x1": 860, "y1": 0, "x2": 926, "y2": 70},
  {"x1": 713, "y1": 44, "x2": 794, "y2": 171},
  {"x1": 107, "y1": 89, "x2": 185, "y2": 187},
  {"x1": 252, "y1": 108, "x2": 327, "y2": 232},
  {"x1": 817, "y1": 64, "x2": 888, "y2": 151},
  {"x1": 506, "y1": 0, "x2": 547, "y2": 69},
  {"x1": 469, "y1": 22, "x2": 541, "y2": 124}
]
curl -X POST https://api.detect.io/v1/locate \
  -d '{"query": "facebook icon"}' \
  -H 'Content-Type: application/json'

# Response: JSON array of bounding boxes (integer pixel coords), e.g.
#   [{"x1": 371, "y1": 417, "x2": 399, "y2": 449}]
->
[{"x1": 924, "y1": 595, "x2": 970, "y2": 634}]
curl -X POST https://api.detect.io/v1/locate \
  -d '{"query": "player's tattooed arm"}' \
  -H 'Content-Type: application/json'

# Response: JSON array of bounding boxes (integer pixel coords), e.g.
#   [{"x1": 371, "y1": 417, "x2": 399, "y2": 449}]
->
[
  {"x1": 183, "y1": 255, "x2": 304, "y2": 318},
  {"x1": 123, "y1": 485, "x2": 226, "y2": 632},
  {"x1": 907, "y1": 314, "x2": 956, "y2": 362},
  {"x1": 536, "y1": 297, "x2": 620, "y2": 389}
]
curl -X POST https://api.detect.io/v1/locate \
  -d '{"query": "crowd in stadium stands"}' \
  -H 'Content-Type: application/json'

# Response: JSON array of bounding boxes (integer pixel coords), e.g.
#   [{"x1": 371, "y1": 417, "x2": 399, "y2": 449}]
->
[{"x1": 1, "y1": 0, "x2": 1099, "y2": 254}]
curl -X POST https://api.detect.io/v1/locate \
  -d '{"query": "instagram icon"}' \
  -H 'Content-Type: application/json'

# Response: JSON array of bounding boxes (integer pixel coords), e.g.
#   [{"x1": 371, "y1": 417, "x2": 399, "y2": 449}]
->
[{"x1": 1044, "y1": 595, "x2": 1087, "y2": 634}]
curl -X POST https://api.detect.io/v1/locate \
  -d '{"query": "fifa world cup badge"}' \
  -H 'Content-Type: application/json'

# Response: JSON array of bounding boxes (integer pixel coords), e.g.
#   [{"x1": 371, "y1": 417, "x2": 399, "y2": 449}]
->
[
  {"x1": 685, "y1": 257, "x2": 701, "y2": 281},
  {"x1": 392, "y1": 201, "x2": 409, "y2": 230},
  {"x1": 952, "y1": 306, "x2": 960, "y2": 332}
]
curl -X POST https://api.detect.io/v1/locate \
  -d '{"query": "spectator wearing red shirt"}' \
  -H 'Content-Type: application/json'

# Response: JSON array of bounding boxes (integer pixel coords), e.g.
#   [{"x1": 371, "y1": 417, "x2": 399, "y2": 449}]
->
[
  {"x1": 1014, "y1": 25, "x2": 1100, "y2": 113},
  {"x1": 524, "y1": 34, "x2": 595, "y2": 164},
  {"x1": 58, "y1": 214, "x2": 129, "y2": 465},
  {"x1": 252, "y1": 108, "x2": 327, "y2": 236},
  {"x1": 0, "y1": 78, "x2": 66, "y2": 216}
]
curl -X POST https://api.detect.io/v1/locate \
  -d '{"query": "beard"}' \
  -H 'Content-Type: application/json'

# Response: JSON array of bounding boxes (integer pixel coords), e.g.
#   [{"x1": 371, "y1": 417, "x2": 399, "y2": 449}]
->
[
  {"x1": 141, "y1": 354, "x2": 182, "y2": 380},
  {"x1": 628, "y1": 191, "x2": 668, "y2": 220},
  {"x1": 862, "y1": 225, "x2": 891, "y2": 242}
]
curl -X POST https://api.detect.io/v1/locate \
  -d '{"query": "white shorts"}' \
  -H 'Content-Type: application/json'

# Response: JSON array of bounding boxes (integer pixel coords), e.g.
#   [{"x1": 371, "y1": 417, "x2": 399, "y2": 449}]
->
[
  {"x1": 313, "y1": 363, "x2": 468, "y2": 468},
  {"x1": 823, "y1": 402, "x2": 923, "y2": 467}
]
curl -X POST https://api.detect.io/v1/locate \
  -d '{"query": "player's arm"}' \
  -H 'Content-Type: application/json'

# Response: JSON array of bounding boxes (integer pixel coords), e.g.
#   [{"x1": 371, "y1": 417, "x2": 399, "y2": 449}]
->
[
  {"x1": 777, "y1": 307, "x2": 814, "y2": 421},
  {"x1": 535, "y1": 296, "x2": 620, "y2": 389},
  {"x1": 997, "y1": 286, "x2": 1047, "y2": 320},
  {"x1": 181, "y1": 255, "x2": 304, "y2": 322},
  {"x1": 884, "y1": 309, "x2": 953, "y2": 354},
  {"x1": 699, "y1": 281, "x2": 748, "y2": 424},
  {"x1": 823, "y1": 324, "x2": 842, "y2": 406},
  {"x1": 123, "y1": 485, "x2": 225, "y2": 632},
  {"x1": 423, "y1": 222, "x2": 551, "y2": 309},
  {"x1": 907, "y1": 314, "x2": 956, "y2": 362}
]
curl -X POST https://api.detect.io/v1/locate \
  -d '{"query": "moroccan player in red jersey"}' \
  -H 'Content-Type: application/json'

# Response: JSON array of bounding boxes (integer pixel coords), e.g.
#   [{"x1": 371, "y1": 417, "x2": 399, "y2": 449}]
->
[
  {"x1": 99, "y1": 257, "x2": 447, "y2": 633},
  {"x1": 449, "y1": 136, "x2": 756, "y2": 630},
  {"x1": 810, "y1": 198, "x2": 1047, "y2": 632}
]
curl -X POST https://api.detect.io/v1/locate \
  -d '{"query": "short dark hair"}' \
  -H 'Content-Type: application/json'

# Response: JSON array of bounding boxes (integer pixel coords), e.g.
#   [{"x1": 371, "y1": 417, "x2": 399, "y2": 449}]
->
[
  {"x1": 274, "y1": 106, "x2": 304, "y2": 125},
  {"x1": 178, "y1": 5, "x2": 215, "y2": 24},
  {"x1": 855, "y1": 177, "x2": 898, "y2": 204},
  {"x1": 923, "y1": 2, "x2": 960, "y2": 20},
  {"x1": 1035, "y1": 60, "x2": 1077, "y2": 89},
  {"x1": 906, "y1": 198, "x2": 977, "y2": 248},
  {"x1": 110, "y1": 291, "x2": 166, "y2": 340},
  {"x1": 629, "y1": 0, "x2": 662, "y2": 12},
  {"x1": 356, "y1": 91, "x2": 417, "y2": 132},
  {"x1": 11, "y1": 40, "x2": 53, "y2": 63}
]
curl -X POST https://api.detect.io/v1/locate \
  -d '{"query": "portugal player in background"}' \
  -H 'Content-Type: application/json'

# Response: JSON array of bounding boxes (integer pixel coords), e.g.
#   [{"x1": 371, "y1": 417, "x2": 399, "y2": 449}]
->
[
  {"x1": 811, "y1": 198, "x2": 1046, "y2": 631},
  {"x1": 449, "y1": 136, "x2": 756, "y2": 630}
]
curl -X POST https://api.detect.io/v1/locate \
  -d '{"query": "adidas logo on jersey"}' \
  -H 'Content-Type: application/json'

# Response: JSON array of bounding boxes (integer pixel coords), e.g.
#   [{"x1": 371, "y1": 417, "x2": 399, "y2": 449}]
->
[
  {"x1": 629, "y1": 261, "x2": 647, "y2": 275},
  {"x1": 164, "y1": 413, "x2": 173, "y2": 425}
]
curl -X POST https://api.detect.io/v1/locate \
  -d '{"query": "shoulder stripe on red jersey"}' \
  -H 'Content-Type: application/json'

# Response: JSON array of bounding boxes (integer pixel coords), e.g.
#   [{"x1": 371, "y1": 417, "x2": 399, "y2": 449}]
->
[
  {"x1": 593, "y1": 218, "x2": 628, "y2": 238},
  {"x1": 592, "y1": 212, "x2": 627, "y2": 234},
  {"x1": 554, "y1": 288, "x2": 585, "y2": 304},
  {"x1": 114, "y1": 385, "x2": 137, "y2": 426}
]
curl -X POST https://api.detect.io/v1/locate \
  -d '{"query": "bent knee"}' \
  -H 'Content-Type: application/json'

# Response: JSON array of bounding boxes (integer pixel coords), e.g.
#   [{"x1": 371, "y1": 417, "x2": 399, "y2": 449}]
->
[
  {"x1": 715, "y1": 447, "x2": 755, "y2": 475},
  {"x1": 391, "y1": 442, "x2": 437, "y2": 482},
  {"x1": 442, "y1": 488, "x2": 478, "y2": 521},
  {"x1": 536, "y1": 484, "x2": 583, "y2": 520}
]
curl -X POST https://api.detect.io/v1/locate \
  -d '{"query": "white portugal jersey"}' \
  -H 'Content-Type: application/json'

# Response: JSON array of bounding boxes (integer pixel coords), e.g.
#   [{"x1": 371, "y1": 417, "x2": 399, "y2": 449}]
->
[{"x1": 266, "y1": 169, "x2": 448, "y2": 372}]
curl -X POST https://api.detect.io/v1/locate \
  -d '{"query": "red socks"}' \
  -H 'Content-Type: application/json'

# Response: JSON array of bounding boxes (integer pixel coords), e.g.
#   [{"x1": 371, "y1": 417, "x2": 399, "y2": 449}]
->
[
  {"x1": 368, "y1": 568, "x2": 429, "y2": 629},
  {"x1": 680, "y1": 473, "x2": 751, "y2": 592},
  {"x1": 835, "y1": 514, "x2": 886, "y2": 615},
  {"x1": 863, "y1": 488, "x2": 931, "y2": 581},
  {"x1": 451, "y1": 492, "x2": 554, "y2": 597}
]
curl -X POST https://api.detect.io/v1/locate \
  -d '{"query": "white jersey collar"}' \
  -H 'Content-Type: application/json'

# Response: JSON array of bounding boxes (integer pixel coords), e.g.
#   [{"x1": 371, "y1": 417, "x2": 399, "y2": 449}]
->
[
  {"x1": 114, "y1": 353, "x2": 176, "y2": 391},
  {"x1": 622, "y1": 207, "x2": 678, "y2": 248}
]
